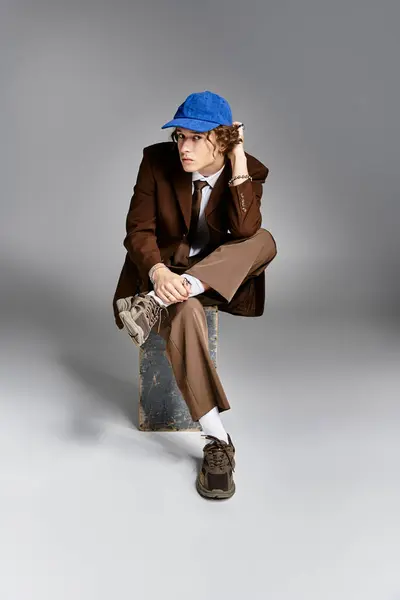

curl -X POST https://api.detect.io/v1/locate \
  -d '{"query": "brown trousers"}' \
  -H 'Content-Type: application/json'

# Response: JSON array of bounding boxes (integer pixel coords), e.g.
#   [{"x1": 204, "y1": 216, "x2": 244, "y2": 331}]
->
[{"x1": 150, "y1": 228, "x2": 276, "y2": 421}]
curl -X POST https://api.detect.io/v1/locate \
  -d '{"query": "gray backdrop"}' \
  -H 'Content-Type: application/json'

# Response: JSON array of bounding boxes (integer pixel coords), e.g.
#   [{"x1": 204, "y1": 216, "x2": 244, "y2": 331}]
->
[{"x1": 1, "y1": 1, "x2": 399, "y2": 599}]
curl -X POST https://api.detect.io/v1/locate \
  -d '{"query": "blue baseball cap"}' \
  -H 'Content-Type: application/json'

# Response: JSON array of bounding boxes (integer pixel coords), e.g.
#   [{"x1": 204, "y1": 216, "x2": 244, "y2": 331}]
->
[{"x1": 161, "y1": 90, "x2": 233, "y2": 132}]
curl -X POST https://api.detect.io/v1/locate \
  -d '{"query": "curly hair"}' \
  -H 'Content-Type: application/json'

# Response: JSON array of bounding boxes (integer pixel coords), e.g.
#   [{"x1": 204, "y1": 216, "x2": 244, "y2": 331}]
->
[{"x1": 169, "y1": 124, "x2": 243, "y2": 157}]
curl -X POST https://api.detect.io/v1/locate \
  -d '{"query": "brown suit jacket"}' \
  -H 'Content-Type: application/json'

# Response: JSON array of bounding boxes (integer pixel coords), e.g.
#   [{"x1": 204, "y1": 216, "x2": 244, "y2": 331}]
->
[{"x1": 113, "y1": 141, "x2": 270, "y2": 329}]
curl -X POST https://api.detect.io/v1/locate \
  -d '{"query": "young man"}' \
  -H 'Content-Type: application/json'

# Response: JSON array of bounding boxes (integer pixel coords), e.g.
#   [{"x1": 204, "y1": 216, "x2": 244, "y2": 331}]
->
[{"x1": 113, "y1": 90, "x2": 277, "y2": 500}]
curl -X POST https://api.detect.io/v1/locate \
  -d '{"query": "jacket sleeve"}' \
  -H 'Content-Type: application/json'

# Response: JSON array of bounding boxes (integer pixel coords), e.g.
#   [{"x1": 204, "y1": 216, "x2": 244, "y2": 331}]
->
[
  {"x1": 227, "y1": 162, "x2": 269, "y2": 238},
  {"x1": 123, "y1": 147, "x2": 162, "y2": 278}
]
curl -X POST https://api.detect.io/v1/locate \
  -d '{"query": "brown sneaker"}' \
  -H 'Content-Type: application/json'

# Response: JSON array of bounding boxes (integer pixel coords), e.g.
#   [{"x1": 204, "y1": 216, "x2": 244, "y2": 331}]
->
[
  {"x1": 116, "y1": 293, "x2": 168, "y2": 347},
  {"x1": 196, "y1": 434, "x2": 236, "y2": 500}
]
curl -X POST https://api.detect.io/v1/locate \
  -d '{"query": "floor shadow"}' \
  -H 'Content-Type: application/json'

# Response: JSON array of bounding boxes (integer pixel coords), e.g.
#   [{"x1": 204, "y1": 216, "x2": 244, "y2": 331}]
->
[
  {"x1": 60, "y1": 353, "x2": 140, "y2": 431},
  {"x1": 146, "y1": 432, "x2": 202, "y2": 470},
  {"x1": 0, "y1": 255, "x2": 141, "y2": 432}
]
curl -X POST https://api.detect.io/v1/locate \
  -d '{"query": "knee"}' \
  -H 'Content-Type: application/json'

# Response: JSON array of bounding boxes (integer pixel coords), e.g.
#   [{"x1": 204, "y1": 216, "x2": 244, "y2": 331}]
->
[
  {"x1": 173, "y1": 297, "x2": 205, "y2": 321},
  {"x1": 256, "y1": 228, "x2": 278, "y2": 261}
]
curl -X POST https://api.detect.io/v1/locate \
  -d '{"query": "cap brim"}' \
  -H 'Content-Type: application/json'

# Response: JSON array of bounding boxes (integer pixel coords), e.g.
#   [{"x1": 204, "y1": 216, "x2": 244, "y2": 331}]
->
[{"x1": 161, "y1": 117, "x2": 228, "y2": 132}]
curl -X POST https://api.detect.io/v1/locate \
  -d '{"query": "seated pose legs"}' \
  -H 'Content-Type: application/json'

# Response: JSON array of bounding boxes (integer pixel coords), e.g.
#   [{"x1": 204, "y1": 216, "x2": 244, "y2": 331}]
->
[{"x1": 113, "y1": 90, "x2": 277, "y2": 500}]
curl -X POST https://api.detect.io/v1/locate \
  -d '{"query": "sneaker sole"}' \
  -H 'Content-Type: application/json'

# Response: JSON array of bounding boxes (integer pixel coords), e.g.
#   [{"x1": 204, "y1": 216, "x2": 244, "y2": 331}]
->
[
  {"x1": 118, "y1": 311, "x2": 146, "y2": 347},
  {"x1": 127, "y1": 322, "x2": 146, "y2": 347},
  {"x1": 196, "y1": 475, "x2": 236, "y2": 500}
]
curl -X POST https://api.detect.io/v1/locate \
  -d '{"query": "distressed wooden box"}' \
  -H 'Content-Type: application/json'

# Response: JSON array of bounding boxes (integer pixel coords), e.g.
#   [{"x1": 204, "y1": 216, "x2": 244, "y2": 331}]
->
[{"x1": 138, "y1": 305, "x2": 218, "y2": 431}]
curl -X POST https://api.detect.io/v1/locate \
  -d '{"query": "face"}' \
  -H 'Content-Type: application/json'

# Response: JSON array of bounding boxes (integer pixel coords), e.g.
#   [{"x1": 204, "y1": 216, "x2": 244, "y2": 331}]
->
[{"x1": 175, "y1": 127, "x2": 226, "y2": 176}]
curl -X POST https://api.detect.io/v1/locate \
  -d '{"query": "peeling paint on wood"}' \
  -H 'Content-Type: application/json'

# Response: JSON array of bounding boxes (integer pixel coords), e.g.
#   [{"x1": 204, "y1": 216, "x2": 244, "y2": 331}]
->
[{"x1": 139, "y1": 306, "x2": 219, "y2": 431}]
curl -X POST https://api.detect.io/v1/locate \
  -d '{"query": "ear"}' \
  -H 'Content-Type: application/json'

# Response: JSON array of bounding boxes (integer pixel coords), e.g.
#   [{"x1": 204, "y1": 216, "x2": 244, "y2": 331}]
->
[{"x1": 216, "y1": 139, "x2": 228, "y2": 154}]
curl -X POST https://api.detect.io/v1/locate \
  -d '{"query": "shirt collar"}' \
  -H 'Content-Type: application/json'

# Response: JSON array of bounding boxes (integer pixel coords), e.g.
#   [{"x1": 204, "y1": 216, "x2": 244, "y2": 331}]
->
[{"x1": 192, "y1": 161, "x2": 226, "y2": 189}]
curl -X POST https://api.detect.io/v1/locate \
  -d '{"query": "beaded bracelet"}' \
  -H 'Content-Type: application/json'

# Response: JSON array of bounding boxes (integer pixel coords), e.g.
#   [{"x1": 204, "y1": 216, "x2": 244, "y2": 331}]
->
[{"x1": 228, "y1": 174, "x2": 252, "y2": 186}]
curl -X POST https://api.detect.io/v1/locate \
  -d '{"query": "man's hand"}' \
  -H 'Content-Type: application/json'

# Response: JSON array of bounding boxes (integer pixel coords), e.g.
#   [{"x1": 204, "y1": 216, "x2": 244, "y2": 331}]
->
[
  {"x1": 227, "y1": 121, "x2": 246, "y2": 161},
  {"x1": 152, "y1": 266, "x2": 191, "y2": 304}
]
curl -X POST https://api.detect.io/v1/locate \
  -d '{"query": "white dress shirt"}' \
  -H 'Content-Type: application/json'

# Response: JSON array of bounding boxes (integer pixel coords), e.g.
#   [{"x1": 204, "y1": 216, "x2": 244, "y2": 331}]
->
[
  {"x1": 148, "y1": 162, "x2": 226, "y2": 281},
  {"x1": 189, "y1": 162, "x2": 226, "y2": 257}
]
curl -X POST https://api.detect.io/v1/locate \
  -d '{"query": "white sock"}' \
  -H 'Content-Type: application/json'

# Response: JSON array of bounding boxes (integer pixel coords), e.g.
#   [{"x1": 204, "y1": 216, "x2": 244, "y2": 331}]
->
[
  {"x1": 146, "y1": 290, "x2": 171, "y2": 307},
  {"x1": 198, "y1": 406, "x2": 229, "y2": 443},
  {"x1": 182, "y1": 274, "x2": 205, "y2": 296}
]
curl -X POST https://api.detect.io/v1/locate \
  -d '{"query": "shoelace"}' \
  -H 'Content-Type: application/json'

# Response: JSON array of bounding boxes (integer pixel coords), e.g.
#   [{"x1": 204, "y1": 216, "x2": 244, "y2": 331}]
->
[
  {"x1": 201, "y1": 434, "x2": 235, "y2": 472},
  {"x1": 136, "y1": 295, "x2": 168, "y2": 334}
]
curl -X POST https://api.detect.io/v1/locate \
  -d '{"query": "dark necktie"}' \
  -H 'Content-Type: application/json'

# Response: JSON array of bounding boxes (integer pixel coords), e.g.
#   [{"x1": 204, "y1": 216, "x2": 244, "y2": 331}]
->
[{"x1": 187, "y1": 180, "x2": 209, "y2": 246}]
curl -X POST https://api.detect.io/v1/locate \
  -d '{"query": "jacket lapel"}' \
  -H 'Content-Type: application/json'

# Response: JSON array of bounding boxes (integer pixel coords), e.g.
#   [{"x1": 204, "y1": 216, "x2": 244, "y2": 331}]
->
[
  {"x1": 169, "y1": 149, "x2": 232, "y2": 231},
  {"x1": 204, "y1": 159, "x2": 232, "y2": 220},
  {"x1": 169, "y1": 150, "x2": 193, "y2": 232}
]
